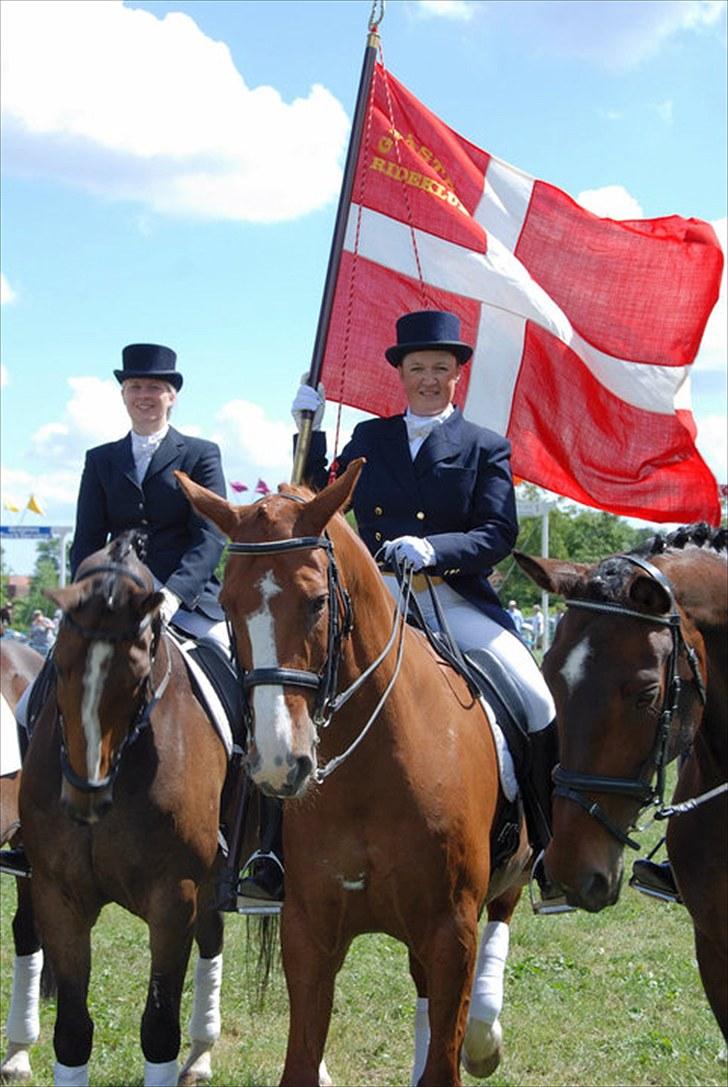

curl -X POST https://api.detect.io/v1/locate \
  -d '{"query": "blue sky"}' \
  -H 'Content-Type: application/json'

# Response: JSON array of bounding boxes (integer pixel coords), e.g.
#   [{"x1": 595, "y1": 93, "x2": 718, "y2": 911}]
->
[{"x1": 1, "y1": 0, "x2": 726, "y2": 573}]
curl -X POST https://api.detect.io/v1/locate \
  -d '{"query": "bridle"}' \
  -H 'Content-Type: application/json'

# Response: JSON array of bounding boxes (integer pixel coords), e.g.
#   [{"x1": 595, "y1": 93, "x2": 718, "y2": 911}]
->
[
  {"x1": 226, "y1": 520, "x2": 413, "y2": 782},
  {"x1": 57, "y1": 560, "x2": 171, "y2": 794},
  {"x1": 552, "y1": 554, "x2": 708, "y2": 850}
]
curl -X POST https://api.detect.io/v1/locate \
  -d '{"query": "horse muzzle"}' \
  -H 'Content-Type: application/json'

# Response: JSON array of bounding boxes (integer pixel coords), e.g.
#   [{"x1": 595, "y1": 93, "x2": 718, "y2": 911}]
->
[{"x1": 544, "y1": 842, "x2": 623, "y2": 912}]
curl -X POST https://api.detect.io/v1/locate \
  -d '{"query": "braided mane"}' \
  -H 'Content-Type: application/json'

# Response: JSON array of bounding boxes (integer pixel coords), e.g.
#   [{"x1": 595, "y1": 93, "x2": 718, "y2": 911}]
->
[{"x1": 585, "y1": 522, "x2": 726, "y2": 605}]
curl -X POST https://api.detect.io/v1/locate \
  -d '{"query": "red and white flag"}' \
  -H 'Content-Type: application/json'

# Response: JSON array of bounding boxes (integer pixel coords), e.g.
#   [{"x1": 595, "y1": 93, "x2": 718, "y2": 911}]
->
[{"x1": 320, "y1": 64, "x2": 724, "y2": 524}]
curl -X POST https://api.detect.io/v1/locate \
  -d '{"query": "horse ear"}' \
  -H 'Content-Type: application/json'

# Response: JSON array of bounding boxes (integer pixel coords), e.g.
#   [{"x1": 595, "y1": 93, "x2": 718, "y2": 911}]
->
[
  {"x1": 513, "y1": 551, "x2": 590, "y2": 596},
  {"x1": 628, "y1": 574, "x2": 671, "y2": 615},
  {"x1": 298, "y1": 458, "x2": 366, "y2": 536},
  {"x1": 138, "y1": 591, "x2": 166, "y2": 620},
  {"x1": 175, "y1": 471, "x2": 239, "y2": 538},
  {"x1": 44, "y1": 584, "x2": 85, "y2": 613}
]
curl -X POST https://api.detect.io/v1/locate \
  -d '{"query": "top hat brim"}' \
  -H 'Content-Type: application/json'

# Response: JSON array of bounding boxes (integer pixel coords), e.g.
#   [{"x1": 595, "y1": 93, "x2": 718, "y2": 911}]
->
[
  {"x1": 114, "y1": 369, "x2": 183, "y2": 390},
  {"x1": 385, "y1": 340, "x2": 473, "y2": 366}
]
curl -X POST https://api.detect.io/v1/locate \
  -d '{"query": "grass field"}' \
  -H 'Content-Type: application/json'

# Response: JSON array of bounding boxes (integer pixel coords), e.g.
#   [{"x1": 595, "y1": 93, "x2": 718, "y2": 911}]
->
[{"x1": 2, "y1": 791, "x2": 725, "y2": 1086}]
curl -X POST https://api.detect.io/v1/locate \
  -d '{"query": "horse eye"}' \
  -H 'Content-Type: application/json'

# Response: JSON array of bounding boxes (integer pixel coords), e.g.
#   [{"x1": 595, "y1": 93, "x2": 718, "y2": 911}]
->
[
  {"x1": 310, "y1": 595, "x2": 327, "y2": 617},
  {"x1": 636, "y1": 686, "x2": 660, "y2": 710}
]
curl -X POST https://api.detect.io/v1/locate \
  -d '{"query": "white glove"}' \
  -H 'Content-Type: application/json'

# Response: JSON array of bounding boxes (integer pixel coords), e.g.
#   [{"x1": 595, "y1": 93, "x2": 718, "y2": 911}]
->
[
  {"x1": 382, "y1": 536, "x2": 436, "y2": 572},
  {"x1": 159, "y1": 586, "x2": 181, "y2": 625},
  {"x1": 291, "y1": 379, "x2": 325, "y2": 431}
]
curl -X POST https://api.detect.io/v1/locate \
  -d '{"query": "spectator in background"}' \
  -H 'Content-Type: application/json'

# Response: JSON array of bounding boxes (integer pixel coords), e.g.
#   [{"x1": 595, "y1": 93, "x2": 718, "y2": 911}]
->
[
  {"x1": 507, "y1": 599, "x2": 525, "y2": 639},
  {"x1": 27, "y1": 609, "x2": 55, "y2": 656},
  {"x1": 532, "y1": 603, "x2": 545, "y2": 651}
]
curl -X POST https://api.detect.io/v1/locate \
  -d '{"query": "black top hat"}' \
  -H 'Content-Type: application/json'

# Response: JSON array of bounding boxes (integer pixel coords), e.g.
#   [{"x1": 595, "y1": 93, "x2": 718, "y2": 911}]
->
[
  {"x1": 114, "y1": 344, "x2": 183, "y2": 390},
  {"x1": 385, "y1": 310, "x2": 473, "y2": 367}
]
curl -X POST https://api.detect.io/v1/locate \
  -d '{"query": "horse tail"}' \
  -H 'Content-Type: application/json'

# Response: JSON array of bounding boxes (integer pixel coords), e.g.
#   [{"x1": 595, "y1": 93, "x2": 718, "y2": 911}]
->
[{"x1": 245, "y1": 915, "x2": 280, "y2": 1007}]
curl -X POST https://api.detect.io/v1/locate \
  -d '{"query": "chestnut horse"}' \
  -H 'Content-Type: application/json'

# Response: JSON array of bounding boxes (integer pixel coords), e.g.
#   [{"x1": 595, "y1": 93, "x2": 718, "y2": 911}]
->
[
  {"x1": 1, "y1": 639, "x2": 46, "y2": 1084},
  {"x1": 515, "y1": 525, "x2": 727, "y2": 1038},
  {"x1": 178, "y1": 462, "x2": 532, "y2": 1087},
  {"x1": 19, "y1": 533, "x2": 229, "y2": 1086}
]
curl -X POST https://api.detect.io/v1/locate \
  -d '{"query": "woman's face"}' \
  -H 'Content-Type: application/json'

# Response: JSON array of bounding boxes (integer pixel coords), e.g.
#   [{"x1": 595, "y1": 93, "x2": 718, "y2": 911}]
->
[
  {"x1": 398, "y1": 350, "x2": 462, "y2": 416},
  {"x1": 121, "y1": 378, "x2": 176, "y2": 434}
]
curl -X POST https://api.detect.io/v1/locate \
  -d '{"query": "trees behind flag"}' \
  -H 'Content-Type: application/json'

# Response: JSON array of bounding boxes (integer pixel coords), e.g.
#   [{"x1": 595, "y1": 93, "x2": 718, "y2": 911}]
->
[{"x1": 319, "y1": 63, "x2": 724, "y2": 525}]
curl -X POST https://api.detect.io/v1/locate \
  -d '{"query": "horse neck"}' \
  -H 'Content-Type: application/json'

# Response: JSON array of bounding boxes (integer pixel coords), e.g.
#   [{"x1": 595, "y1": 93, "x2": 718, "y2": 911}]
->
[{"x1": 657, "y1": 552, "x2": 728, "y2": 774}]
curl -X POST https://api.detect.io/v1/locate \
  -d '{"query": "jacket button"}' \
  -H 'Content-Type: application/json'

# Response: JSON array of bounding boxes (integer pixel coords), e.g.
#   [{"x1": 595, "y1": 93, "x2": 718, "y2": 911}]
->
[
  {"x1": 416, "y1": 511, "x2": 425, "y2": 520},
  {"x1": 138, "y1": 503, "x2": 144, "y2": 511},
  {"x1": 374, "y1": 506, "x2": 383, "y2": 516},
  {"x1": 374, "y1": 531, "x2": 382, "y2": 542}
]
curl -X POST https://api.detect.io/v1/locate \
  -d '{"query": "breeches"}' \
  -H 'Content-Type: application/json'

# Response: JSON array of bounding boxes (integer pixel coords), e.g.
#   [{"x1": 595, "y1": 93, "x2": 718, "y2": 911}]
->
[{"x1": 383, "y1": 577, "x2": 555, "y2": 733}]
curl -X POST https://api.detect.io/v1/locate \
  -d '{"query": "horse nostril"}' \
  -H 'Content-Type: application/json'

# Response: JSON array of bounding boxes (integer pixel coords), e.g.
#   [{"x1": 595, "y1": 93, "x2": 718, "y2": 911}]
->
[
  {"x1": 579, "y1": 871, "x2": 613, "y2": 912},
  {"x1": 289, "y1": 755, "x2": 314, "y2": 794}
]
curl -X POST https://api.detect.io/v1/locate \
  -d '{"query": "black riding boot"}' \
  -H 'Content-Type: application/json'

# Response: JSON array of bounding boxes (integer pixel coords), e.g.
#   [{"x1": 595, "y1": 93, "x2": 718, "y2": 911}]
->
[{"x1": 237, "y1": 795, "x2": 284, "y2": 905}]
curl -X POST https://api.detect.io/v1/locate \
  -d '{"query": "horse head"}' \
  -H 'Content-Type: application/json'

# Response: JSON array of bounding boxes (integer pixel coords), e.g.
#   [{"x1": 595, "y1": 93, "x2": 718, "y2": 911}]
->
[
  {"x1": 176, "y1": 461, "x2": 365, "y2": 798},
  {"x1": 515, "y1": 548, "x2": 708, "y2": 912},
  {"x1": 45, "y1": 531, "x2": 165, "y2": 823}
]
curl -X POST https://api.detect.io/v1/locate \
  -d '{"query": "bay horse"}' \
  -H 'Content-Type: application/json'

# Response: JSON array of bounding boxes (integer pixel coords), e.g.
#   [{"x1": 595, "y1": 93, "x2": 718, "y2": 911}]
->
[
  {"x1": 515, "y1": 525, "x2": 727, "y2": 1039},
  {"x1": 18, "y1": 532, "x2": 230, "y2": 1086},
  {"x1": 1, "y1": 639, "x2": 46, "y2": 1084},
  {"x1": 177, "y1": 461, "x2": 532, "y2": 1087}
]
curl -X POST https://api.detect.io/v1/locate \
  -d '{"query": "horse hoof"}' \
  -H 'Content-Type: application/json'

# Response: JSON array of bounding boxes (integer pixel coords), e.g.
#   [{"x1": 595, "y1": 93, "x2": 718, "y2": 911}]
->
[
  {"x1": 462, "y1": 1016, "x2": 503, "y2": 1079},
  {"x1": 0, "y1": 1048, "x2": 32, "y2": 1085},
  {"x1": 177, "y1": 1045, "x2": 212, "y2": 1086}
]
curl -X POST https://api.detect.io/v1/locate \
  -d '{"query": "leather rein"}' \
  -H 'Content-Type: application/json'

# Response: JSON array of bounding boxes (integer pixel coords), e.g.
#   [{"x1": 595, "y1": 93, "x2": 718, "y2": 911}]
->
[
  {"x1": 553, "y1": 554, "x2": 710, "y2": 849},
  {"x1": 57, "y1": 561, "x2": 171, "y2": 794}
]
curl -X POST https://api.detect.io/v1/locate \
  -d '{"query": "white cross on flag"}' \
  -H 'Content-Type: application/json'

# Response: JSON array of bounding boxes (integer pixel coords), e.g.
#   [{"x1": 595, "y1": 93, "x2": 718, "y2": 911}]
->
[{"x1": 320, "y1": 64, "x2": 724, "y2": 525}]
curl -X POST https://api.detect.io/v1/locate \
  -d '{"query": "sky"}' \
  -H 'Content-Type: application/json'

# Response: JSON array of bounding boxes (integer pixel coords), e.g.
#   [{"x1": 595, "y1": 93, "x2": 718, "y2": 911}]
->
[{"x1": 1, "y1": 0, "x2": 726, "y2": 574}]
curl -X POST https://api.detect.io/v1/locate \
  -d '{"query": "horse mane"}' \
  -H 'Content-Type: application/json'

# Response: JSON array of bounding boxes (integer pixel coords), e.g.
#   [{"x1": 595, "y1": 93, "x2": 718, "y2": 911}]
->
[{"x1": 585, "y1": 522, "x2": 727, "y2": 606}]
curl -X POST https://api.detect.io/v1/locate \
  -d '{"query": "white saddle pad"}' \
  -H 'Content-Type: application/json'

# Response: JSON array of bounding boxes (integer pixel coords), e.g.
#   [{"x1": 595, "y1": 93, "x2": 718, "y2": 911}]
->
[{"x1": 0, "y1": 692, "x2": 22, "y2": 777}]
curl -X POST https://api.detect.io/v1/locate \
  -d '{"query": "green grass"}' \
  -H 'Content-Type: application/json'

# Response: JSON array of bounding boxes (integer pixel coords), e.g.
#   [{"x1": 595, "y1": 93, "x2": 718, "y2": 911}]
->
[{"x1": 2, "y1": 785, "x2": 725, "y2": 1086}]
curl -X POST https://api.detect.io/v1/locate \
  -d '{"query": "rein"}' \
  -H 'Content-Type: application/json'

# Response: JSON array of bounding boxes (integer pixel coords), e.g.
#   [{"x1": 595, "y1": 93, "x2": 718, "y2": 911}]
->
[
  {"x1": 554, "y1": 553, "x2": 715, "y2": 849},
  {"x1": 226, "y1": 528, "x2": 414, "y2": 782},
  {"x1": 58, "y1": 561, "x2": 171, "y2": 794}
]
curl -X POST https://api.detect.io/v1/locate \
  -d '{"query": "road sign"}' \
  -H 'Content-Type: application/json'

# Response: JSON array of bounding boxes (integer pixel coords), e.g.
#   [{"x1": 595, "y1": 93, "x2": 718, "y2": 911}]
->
[{"x1": 0, "y1": 525, "x2": 54, "y2": 539}]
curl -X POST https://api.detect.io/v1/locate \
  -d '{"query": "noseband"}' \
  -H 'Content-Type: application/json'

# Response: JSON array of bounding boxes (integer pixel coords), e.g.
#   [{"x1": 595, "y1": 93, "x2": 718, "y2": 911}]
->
[
  {"x1": 553, "y1": 554, "x2": 707, "y2": 849},
  {"x1": 58, "y1": 560, "x2": 171, "y2": 794}
]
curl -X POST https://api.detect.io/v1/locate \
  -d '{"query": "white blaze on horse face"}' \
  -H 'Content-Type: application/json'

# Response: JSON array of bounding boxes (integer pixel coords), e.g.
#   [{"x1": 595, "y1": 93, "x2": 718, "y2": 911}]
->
[
  {"x1": 245, "y1": 571, "x2": 297, "y2": 789},
  {"x1": 82, "y1": 642, "x2": 114, "y2": 781},
  {"x1": 560, "y1": 635, "x2": 591, "y2": 694}
]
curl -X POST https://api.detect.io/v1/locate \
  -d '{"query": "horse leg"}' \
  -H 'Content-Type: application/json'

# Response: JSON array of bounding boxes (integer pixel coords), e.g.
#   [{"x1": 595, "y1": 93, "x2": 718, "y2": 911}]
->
[
  {"x1": 141, "y1": 893, "x2": 197, "y2": 1087},
  {"x1": 178, "y1": 894, "x2": 224, "y2": 1087},
  {"x1": 407, "y1": 952, "x2": 430, "y2": 1087},
  {"x1": 694, "y1": 927, "x2": 728, "y2": 1042},
  {"x1": 31, "y1": 877, "x2": 96, "y2": 1086},
  {"x1": 462, "y1": 884, "x2": 521, "y2": 1079},
  {"x1": 279, "y1": 907, "x2": 349, "y2": 1087},
  {"x1": 418, "y1": 906, "x2": 479, "y2": 1087},
  {"x1": 1, "y1": 879, "x2": 42, "y2": 1084}
]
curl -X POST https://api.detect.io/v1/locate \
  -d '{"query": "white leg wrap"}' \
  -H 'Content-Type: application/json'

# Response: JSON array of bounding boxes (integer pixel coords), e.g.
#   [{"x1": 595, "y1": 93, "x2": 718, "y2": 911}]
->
[
  {"x1": 54, "y1": 1062, "x2": 89, "y2": 1086},
  {"x1": 5, "y1": 950, "x2": 43, "y2": 1044},
  {"x1": 188, "y1": 953, "x2": 222, "y2": 1043},
  {"x1": 143, "y1": 1058, "x2": 179, "y2": 1086},
  {"x1": 410, "y1": 996, "x2": 430, "y2": 1087},
  {"x1": 470, "y1": 921, "x2": 510, "y2": 1025}
]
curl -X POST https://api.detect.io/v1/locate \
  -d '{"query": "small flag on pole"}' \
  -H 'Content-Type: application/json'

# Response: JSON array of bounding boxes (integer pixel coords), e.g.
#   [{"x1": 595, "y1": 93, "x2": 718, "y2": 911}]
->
[
  {"x1": 229, "y1": 481, "x2": 249, "y2": 494},
  {"x1": 26, "y1": 495, "x2": 45, "y2": 515},
  {"x1": 255, "y1": 479, "x2": 271, "y2": 496},
  {"x1": 3, "y1": 500, "x2": 21, "y2": 513}
]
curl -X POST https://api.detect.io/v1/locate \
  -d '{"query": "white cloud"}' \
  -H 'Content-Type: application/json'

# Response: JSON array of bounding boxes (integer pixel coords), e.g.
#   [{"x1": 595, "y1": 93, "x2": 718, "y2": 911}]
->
[
  {"x1": 1, "y1": 273, "x2": 17, "y2": 304},
  {"x1": 576, "y1": 184, "x2": 644, "y2": 219},
  {"x1": 415, "y1": 0, "x2": 477, "y2": 19},
  {"x1": 28, "y1": 377, "x2": 128, "y2": 468},
  {"x1": 504, "y1": 1, "x2": 727, "y2": 69},
  {"x1": 1, "y1": 0, "x2": 349, "y2": 223}
]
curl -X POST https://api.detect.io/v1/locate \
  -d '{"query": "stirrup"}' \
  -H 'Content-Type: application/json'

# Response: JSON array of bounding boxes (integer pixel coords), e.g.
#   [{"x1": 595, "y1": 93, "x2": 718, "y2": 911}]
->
[
  {"x1": 529, "y1": 851, "x2": 577, "y2": 915},
  {"x1": 629, "y1": 860, "x2": 682, "y2": 905},
  {"x1": 0, "y1": 849, "x2": 32, "y2": 879},
  {"x1": 235, "y1": 849, "x2": 284, "y2": 916}
]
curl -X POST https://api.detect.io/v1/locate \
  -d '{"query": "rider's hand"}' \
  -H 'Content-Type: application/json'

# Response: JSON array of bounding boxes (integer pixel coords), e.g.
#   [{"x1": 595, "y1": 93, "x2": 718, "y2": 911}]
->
[
  {"x1": 291, "y1": 377, "x2": 325, "y2": 431},
  {"x1": 159, "y1": 586, "x2": 181, "y2": 626},
  {"x1": 382, "y1": 536, "x2": 436, "y2": 572}
]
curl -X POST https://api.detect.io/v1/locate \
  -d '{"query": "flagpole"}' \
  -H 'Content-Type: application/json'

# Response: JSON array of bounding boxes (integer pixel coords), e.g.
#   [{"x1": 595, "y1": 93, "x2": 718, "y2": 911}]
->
[{"x1": 291, "y1": 7, "x2": 382, "y2": 484}]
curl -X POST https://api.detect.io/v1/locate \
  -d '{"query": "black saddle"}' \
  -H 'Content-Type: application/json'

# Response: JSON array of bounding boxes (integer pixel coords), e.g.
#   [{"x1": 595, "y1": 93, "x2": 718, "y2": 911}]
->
[{"x1": 177, "y1": 634, "x2": 246, "y2": 750}]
